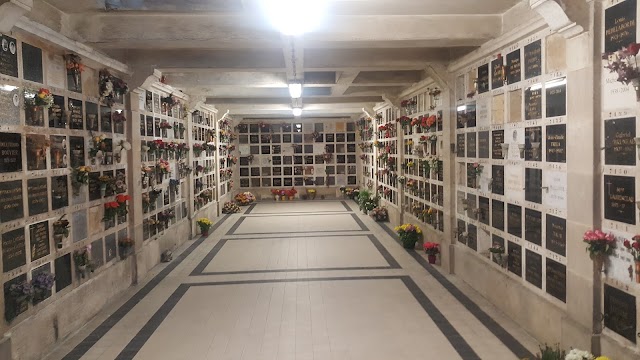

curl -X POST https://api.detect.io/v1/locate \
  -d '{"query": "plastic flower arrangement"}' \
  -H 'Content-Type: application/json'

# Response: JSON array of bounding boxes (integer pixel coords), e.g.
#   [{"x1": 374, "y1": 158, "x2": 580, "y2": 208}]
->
[
  {"x1": 193, "y1": 143, "x2": 205, "y2": 156},
  {"x1": 582, "y1": 229, "x2": 616, "y2": 258},
  {"x1": 74, "y1": 166, "x2": 92, "y2": 184},
  {"x1": 565, "y1": 349, "x2": 594, "y2": 360},
  {"x1": 103, "y1": 201, "x2": 120, "y2": 221},
  {"x1": 197, "y1": 218, "x2": 213, "y2": 233},
  {"x1": 234, "y1": 192, "x2": 256, "y2": 205},
  {"x1": 395, "y1": 223, "x2": 422, "y2": 249},
  {"x1": 32, "y1": 272, "x2": 55, "y2": 296},
  {"x1": 489, "y1": 243, "x2": 505, "y2": 254},
  {"x1": 25, "y1": 88, "x2": 53, "y2": 108},
  {"x1": 159, "y1": 121, "x2": 173, "y2": 129},
  {"x1": 425, "y1": 114, "x2": 437, "y2": 128},
  {"x1": 116, "y1": 194, "x2": 130, "y2": 216},
  {"x1": 222, "y1": 201, "x2": 241, "y2": 214},
  {"x1": 623, "y1": 235, "x2": 640, "y2": 261},
  {"x1": 419, "y1": 135, "x2": 429, "y2": 144},
  {"x1": 157, "y1": 159, "x2": 170, "y2": 174},
  {"x1": 602, "y1": 42, "x2": 640, "y2": 85},
  {"x1": 9, "y1": 281, "x2": 33, "y2": 301},
  {"x1": 471, "y1": 163, "x2": 483, "y2": 176},
  {"x1": 423, "y1": 242, "x2": 440, "y2": 255},
  {"x1": 118, "y1": 237, "x2": 134, "y2": 248},
  {"x1": 369, "y1": 206, "x2": 389, "y2": 222}
]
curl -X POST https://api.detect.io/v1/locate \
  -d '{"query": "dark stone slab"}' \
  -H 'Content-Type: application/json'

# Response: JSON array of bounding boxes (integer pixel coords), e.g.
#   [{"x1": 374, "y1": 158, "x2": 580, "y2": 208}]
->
[
  {"x1": 604, "y1": 285, "x2": 637, "y2": 343},
  {"x1": 0, "y1": 180, "x2": 23, "y2": 223},
  {"x1": 88, "y1": 172, "x2": 102, "y2": 201},
  {"x1": 506, "y1": 49, "x2": 521, "y2": 84},
  {"x1": 604, "y1": 0, "x2": 637, "y2": 53},
  {"x1": 54, "y1": 253, "x2": 72, "y2": 291},
  {"x1": 605, "y1": 117, "x2": 636, "y2": 166},
  {"x1": 492, "y1": 130, "x2": 504, "y2": 159},
  {"x1": 27, "y1": 178, "x2": 48, "y2": 216},
  {"x1": 466, "y1": 132, "x2": 477, "y2": 158},
  {"x1": 546, "y1": 259, "x2": 566, "y2": 302},
  {"x1": 26, "y1": 134, "x2": 47, "y2": 171},
  {"x1": 467, "y1": 224, "x2": 477, "y2": 251},
  {"x1": 492, "y1": 165, "x2": 504, "y2": 195},
  {"x1": 4, "y1": 274, "x2": 27, "y2": 322},
  {"x1": 524, "y1": 40, "x2": 542, "y2": 79},
  {"x1": 478, "y1": 63, "x2": 490, "y2": 94},
  {"x1": 491, "y1": 57, "x2": 504, "y2": 89},
  {"x1": 466, "y1": 103, "x2": 477, "y2": 128},
  {"x1": 604, "y1": 175, "x2": 636, "y2": 225},
  {"x1": 101, "y1": 106, "x2": 112, "y2": 133},
  {"x1": 525, "y1": 250, "x2": 542, "y2": 289},
  {"x1": 21, "y1": 42, "x2": 43, "y2": 83},
  {"x1": 507, "y1": 204, "x2": 522, "y2": 238},
  {"x1": 69, "y1": 136, "x2": 85, "y2": 168},
  {"x1": 68, "y1": 99, "x2": 84, "y2": 130},
  {"x1": 525, "y1": 209, "x2": 542, "y2": 246},
  {"x1": 492, "y1": 199, "x2": 505, "y2": 231},
  {"x1": 51, "y1": 175, "x2": 69, "y2": 210},
  {"x1": 546, "y1": 124, "x2": 566, "y2": 163},
  {"x1": 507, "y1": 241, "x2": 522, "y2": 277},
  {"x1": 479, "y1": 196, "x2": 490, "y2": 225},
  {"x1": 91, "y1": 238, "x2": 104, "y2": 269},
  {"x1": 546, "y1": 79, "x2": 566, "y2": 117},
  {"x1": 0, "y1": 35, "x2": 18, "y2": 77},
  {"x1": 478, "y1": 131, "x2": 490, "y2": 159},
  {"x1": 0, "y1": 132, "x2": 22, "y2": 173},
  {"x1": 456, "y1": 134, "x2": 465, "y2": 157},
  {"x1": 29, "y1": 221, "x2": 50, "y2": 261},
  {"x1": 546, "y1": 215, "x2": 567, "y2": 256},
  {"x1": 525, "y1": 168, "x2": 543, "y2": 204},
  {"x1": 2, "y1": 227, "x2": 26, "y2": 272},
  {"x1": 49, "y1": 95, "x2": 66, "y2": 128}
]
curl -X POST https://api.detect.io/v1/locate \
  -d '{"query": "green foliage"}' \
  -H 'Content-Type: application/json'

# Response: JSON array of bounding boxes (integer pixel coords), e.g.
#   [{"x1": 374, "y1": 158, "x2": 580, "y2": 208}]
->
[
  {"x1": 357, "y1": 189, "x2": 378, "y2": 212},
  {"x1": 536, "y1": 344, "x2": 565, "y2": 360}
]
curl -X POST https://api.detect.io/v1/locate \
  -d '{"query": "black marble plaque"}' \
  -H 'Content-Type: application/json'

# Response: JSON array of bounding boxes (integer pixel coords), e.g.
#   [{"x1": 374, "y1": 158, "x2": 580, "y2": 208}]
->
[
  {"x1": 51, "y1": 175, "x2": 68, "y2": 210},
  {"x1": 604, "y1": 175, "x2": 636, "y2": 225},
  {"x1": 524, "y1": 86, "x2": 542, "y2": 120},
  {"x1": 492, "y1": 165, "x2": 504, "y2": 195},
  {"x1": 0, "y1": 35, "x2": 18, "y2": 77},
  {"x1": 2, "y1": 228, "x2": 25, "y2": 272},
  {"x1": 91, "y1": 238, "x2": 104, "y2": 269},
  {"x1": 106, "y1": 233, "x2": 117, "y2": 262},
  {"x1": 525, "y1": 250, "x2": 543, "y2": 289},
  {"x1": 114, "y1": 111, "x2": 125, "y2": 134},
  {"x1": 31, "y1": 263, "x2": 52, "y2": 304},
  {"x1": 604, "y1": 0, "x2": 637, "y2": 53},
  {"x1": 26, "y1": 134, "x2": 47, "y2": 171},
  {"x1": 50, "y1": 136, "x2": 67, "y2": 169},
  {"x1": 139, "y1": 114, "x2": 145, "y2": 136},
  {"x1": 69, "y1": 136, "x2": 85, "y2": 167},
  {"x1": 101, "y1": 106, "x2": 112, "y2": 133},
  {"x1": 507, "y1": 204, "x2": 522, "y2": 238},
  {"x1": 437, "y1": 110, "x2": 443, "y2": 131},
  {"x1": 456, "y1": 134, "x2": 466, "y2": 157},
  {"x1": 467, "y1": 224, "x2": 477, "y2": 251},
  {"x1": 478, "y1": 131, "x2": 490, "y2": 159},
  {"x1": 525, "y1": 168, "x2": 543, "y2": 204},
  {"x1": 478, "y1": 64, "x2": 489, "y2": 94},
  {"x1": 546, "y1": 79, "x2": 566, "y2": 117},
  {"x1": 508, "y1": 241, "x2": 522, "y2": 277},
  {"x1": 525, "y1": 209, "x2": 542, "y2": 246},
  {"x1": 604, "y1": 285, "x2": 637, "y2": 343},
  {"x1": 605, "y1": 117, "x2": 636, "y2": 166},
  {"x1": 86, "y1": 102, "x2": 99, "y2": 131},
  {"x1": 546, "y1": 215, "x2": 567, "y2": 256},
  {"x1": 546, "y1": 259, "x2": 566, "y2": 302},
  {"x1": 546, "y1": 124, "x2": 567, "y2": 163},
  {"x1": 27, "y1": 178, "x2": 48, "y2": 216},
  {"x1": 525, "y1": 126, "x2": 542, "y2": 161},
  {"x1": 506, "y1": 49, "x2": 521, "y2": 84},
  {"x1": 146, "y1": 116, "x2": 154, "y2": 135},
  {"x1": 466, "y1": 163, "x2": 477, "y2": 188},
  {"x1": 491, "y1": 57, "x2": 504, "y2": 89},
  {"x1": 68, "y1": 99, "x2": 84, "y2": 130},
  {"x1": 4, "y1": 274, "x2": 28, "y2": 321},
  {"x1": 54, "y1": 253, "x2": 72, "y2": 291},
  {"x1": 0, "y1": 180, "x2": 23, "y2": 223},
  {"x1": 457, "y1": 219, "x2": 467, "y2": 245},
  {"x1": 466, "y1": 103, "x2": 477, "y2": 128},
  {"x1": 22, "y1": 42, "x2": 43, "y2": 83},
  {"x1": 24, "y1": 94, "x2": 44, "y2": 126},
  {"x1": 0, "y1": 132, "x2": 22, "y2": 173},
  {"x1": 49, "y1": 95, "x2": 66, "y2": 128},
  {"x1": 457, "y1": 108, "x2": 466, "y2": 129},
  {"x1": 492, "y1": 199, "x2": 505, "y2": 231},
  {"x1": 492, "y1": 235, "x2": 505, "y2": 265},
  {"x1": 466, "y1": 132, "x2": 477, "y2": 158},
  {"x1": 524, "y1": 40, "x2": 542, "y2": 79},
  {"x1": 88, "y1": 172, "x2": 101, "y2": 201},
  {"x1": 492, "y1": 130, "x2": 504, "y2": 159},
  {"x1": 29, "y1": 221, "x2": 50, "y2": 261},
  {"x1": 479, "y1": 197, "x2": 490, "y2": 225}
]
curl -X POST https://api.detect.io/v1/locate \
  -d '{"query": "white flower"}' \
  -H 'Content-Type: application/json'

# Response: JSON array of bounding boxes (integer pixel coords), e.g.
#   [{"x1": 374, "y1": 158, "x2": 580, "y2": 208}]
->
[{"x1": 565, "y1": 349, "x2": 594, "y2": 360}]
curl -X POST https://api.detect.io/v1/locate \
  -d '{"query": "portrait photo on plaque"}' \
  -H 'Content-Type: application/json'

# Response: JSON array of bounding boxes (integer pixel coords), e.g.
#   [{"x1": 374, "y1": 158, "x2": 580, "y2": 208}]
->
[
  {"x1": 26, "y1": 134, "x2": 48, "y2": 171},
  {"x1": 0, "y1": 35, "x2": 18, "y2": 78},
  {"x1": 50, "y1": 135, "x2": 67, "y2": 169}
]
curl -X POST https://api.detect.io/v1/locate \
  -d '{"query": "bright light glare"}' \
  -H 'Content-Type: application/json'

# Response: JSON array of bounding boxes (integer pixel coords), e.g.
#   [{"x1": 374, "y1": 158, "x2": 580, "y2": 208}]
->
[
  {"x1": 545, "y1": 78, "x2": 567, "y2": 89},
  {"x1": 292, "y1": 108, "x2": 303, "y2": 117},
  {"x1": 456, "y1": 105, "x2": 466, "y2": 112},
  {"x1": 262, "y1": 0, "x2": 328, "y2": 36},
  {"x1": 288, "y1": 83, "x2": 302, "y2": 98},
  {"x1": 528, "y1": 83, "x2": 543, "y2": 91},
  {"x1": 0, "y1": 84, "x2": 18, "y2": 92}
]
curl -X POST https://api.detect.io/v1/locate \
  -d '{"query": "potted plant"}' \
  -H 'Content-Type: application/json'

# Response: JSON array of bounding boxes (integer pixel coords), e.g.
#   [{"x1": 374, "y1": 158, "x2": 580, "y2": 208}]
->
[
  {"x1": 222, "y1": 201, "x2": 241, "y2": 214},
  {"x1": 53, "y1": 215, "x2": 70, "y2": 249},
  {"x1": 395, "y1": 223, "x2": 422, "y2": 249},
  {"x1": 31, "y1": 272, "x2": 54, "y2": 304},
  {"x1": 624, "y1": 235, "x2": 640, "y2": 283},
  {"x1": 423, "y1": 242, "x2": 440, "y2": 264},
  {"x1": 286, "y1": 188, "x2": 297, "y2": 200},
  {"x1": 118, "y1": 237, "x2": 134, "y2": 259},
  {"x1": 306, "y1": 188, "x2": 317, "y2": 200},
  {"x1": 583, "y1": 229, "x2": 616, "y2": 271},
  {"x1": 197, "y1": 218, "x2": 213, "y2": 236},
  {"x1": 369, "y1": 206, "x2": 388, "y2": 222},
  {"x1": 271, "y1": 189, "x2": 280, "y2": 201}
]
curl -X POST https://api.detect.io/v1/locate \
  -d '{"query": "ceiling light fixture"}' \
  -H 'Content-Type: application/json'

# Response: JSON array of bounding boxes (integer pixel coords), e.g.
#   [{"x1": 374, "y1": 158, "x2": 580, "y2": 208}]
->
[
  {"x1": 262, "y1": 0, "x2": 328, "y2": 36},
  {"x1": 292, "y1": 107, "x2": 302, "y2": 117},
  {"x1": 288, "y1": 82, "x2": 302, "y2": 99}
]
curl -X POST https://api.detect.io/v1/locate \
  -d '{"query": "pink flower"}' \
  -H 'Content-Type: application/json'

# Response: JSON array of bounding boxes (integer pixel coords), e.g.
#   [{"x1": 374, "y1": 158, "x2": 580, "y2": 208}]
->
[
  {"x1": 624, "y1": 239, "x2": 632, "y2": 248},
  {"x1": 605, "y1": 233, "x2": 615, "y2": 242},
  {"x1": 594, "y1": 230, "x2": 606, "y2": 239}
]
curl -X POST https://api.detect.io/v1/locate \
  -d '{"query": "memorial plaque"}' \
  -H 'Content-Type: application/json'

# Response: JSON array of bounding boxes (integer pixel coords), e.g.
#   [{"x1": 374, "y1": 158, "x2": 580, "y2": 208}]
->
[
  {"x1": 51, "y1": 175, "x2": 68, "y2": 210},
  {"x1": 106, "y1": 233, "x2": 117, "y2": 262},
  {"x1": 508, "y1": 241, "x2": 522, "y2": 277},
  {"x1": 68, "y1": 99, "x2": 84, "y2": 130},
  {"x1": 85, "y1": 102, "x2": 98, "y2": 131},
  {"x1": 604, "y1": 0, "x2": 637, "y2": 53},
  {"x1": 479, "y1": 197, "x2": 490, "y2": 225},
  {"x1": 466, "y1": 132, "x2": 477, "y2": 158},
  {"x1": 466, "y1": 163, "x2": 477, "y2": 188},
  {"x1": 604, "y1": 175, "x2": 636, "y2": 225},
  {"x1": 492, "y1": 165, "x2": 504, "y2": 196},
  {"x1": 491, "y1": 57, "x2": 504, "y2": 89},
  {"x1": 49, "y1": 95, "x2": 66, "y2": 128},
  {"x1": 456, "y1": 134, "x2": 465, "y2": 157},
  {"x1": 546, "y1": 259, "x2": 566, "y2": 302},
  {"x1": 491, "y1": 130, "x2": 504, "y2": 160},
  {"x1": 467, "y1": 224, "x2": 477, "y2": 251},
  {"x1": 26, "y1": 134, "x2": 47, "y2": 171},
  {"x1": 50, "y1": 136, "x2": 67, "y2": 169},
  {"x1": 139, "y1": 114, "x2": 145, "y2": 136},
  {"x1": 153, "y1": 93, "x2": 160, "y2": 112},
  {"x1": 478, "y1": 131, "x2": 490, "y2": 158},
  {"x1": 457, "y1": 219, "x2": 467, "y2": 245},
  {"x1": 457, "y1": 108, "x2": 466, "y2": 129},
  {"x1": 546, "y1": 78, "x2": 567, "y2": 117},
  {"x1": 492, "y1": 199, "x2": 505, "y2": 231},
  {"x1": 605, "y1": 117, "x2": 636, "y2": 166},
  {"x1": 467, "y1": 103, "x2": 477, "y2": 128},
  {"x1": 0, "y1": 180, "x2": 23, "y2": 223},
  {"x1": 88, "y1": 171, "x2": 102, "y2": 201},
  {"x1": 492, "y1": 235, "x2": 505, "y2": 265},
  {"x1": 507, "y1": 204, "x2": 522, "y2": 238},
  {"x1": 525, "y1": 209, "x2": 542, "y2": 245},
  {"x1": 546, "y1": 124, "x2": 566, "y2": 163},
  {"x1": 91, "y1": 238, "x2": 104, "y2": 269},
  {"x1": 524, "y1": 86, "x2": 542, "y2": 120},
  {"x1": 54, "y1": 253, "x2": 72, "y2": 291},
  {"x1": 437, "y1": 110, "x2": 443, "y2": 131},
  {"x1": 546, "y1": 215, "x2": 567, "y2": 256},
  {"x1": 604, "y1": 285, "x2": 637, "y2": 343},
  {"x1": 524, "y1": 40, "x2": 542, "y2": 79},
  {"x1": 525, "y1": 126, "x2": 542, "y2": 161},
  {"x1": 145, "y1": 91, "x2": 153, "y2": 112},
  {"x1": 72, "y1": 210, "x2": 87, "y2": 243},
  {"x1": 0, "y1": 35, "x2": 18, "y2": 77},
  {"x1": 69, "y1": 136, "x2": 85, "y2": 167},
  {"x1": 0, "y1": 84, "x2": 20, "y2": 126},
  {"x1": 2, "y1": 228, "x2": 26, "y2": 272},
  {"x1": 22, "y1": 42, "x2": 43, "y2": 83},
  {"x1": 4, "y1": 274, "x2": 28, "y2": 320},
  {"x1": 478, "y1": 63, "x2": 490, "y2": 94},
  {"x1": 31, "y1": 263, "x2": 52, "y2": 304},
  {"x1": 27, "y1": 178, "x2": 48, "y2": 216},
  {"x1": 491, "y1": 94, "x2": 505, "y2": 124},
  {"x1": 0, "y1": 132, "x2": 22, "y2": 173},
  {"x1": 525, "y1": 250, "x2": 543, "y2": 289},
  {"x1": 24, "y1": 92, "x2": 44, "y2": 126},
  {"x1": 101, "y1": 105, "x2": 112, "y2": 132},
  {"x1": 506, "y1": 49, "x2": 521, "y2": 84},
  {"x1": 146, "y1": 115, "x2": 154, "y2": 135},
  {"x1": 508, "y1": 90, "x2": 522, "y2": 123},
  {"x1": 525, "y1": 168, "x2": 543, "y2": 204},
  {"x1": 29, "y1": 221, "x2": 50, "y2": 261}
]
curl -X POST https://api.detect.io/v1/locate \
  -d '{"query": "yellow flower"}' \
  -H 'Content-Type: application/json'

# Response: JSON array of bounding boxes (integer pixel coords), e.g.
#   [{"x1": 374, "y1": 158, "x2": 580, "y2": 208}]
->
[
  {"x1": 38, "y1": 93, "x2": 46, "y2": 99},
  {"x1": 595, "y1": 357, "x2": 611, "y2": 360}
]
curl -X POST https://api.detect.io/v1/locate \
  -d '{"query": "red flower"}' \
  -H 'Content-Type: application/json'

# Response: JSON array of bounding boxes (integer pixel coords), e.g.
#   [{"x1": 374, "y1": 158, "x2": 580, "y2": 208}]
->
[
  {"x1": 116, "y1": 194, "x2": 130, "y2": 203},
  {"x1": 634, "y1": 242, "x2": 640, "y2": 250},
  {"x1": 628, "y1": 42, "x2": 640, "y2": 55},
  {"x1": 624, "y1": 239, "x2": 631, "y2": 249}
]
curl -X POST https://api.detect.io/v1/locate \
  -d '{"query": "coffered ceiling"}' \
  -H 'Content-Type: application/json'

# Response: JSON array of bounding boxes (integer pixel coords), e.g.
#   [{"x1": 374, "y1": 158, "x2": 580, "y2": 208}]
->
[{"x1": 37, "y1": 0, "x2": 530, "y2": 118}]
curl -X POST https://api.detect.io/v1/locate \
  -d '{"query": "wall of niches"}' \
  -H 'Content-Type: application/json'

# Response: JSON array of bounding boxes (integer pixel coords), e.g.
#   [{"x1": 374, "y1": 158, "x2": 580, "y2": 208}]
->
[
  {"x1": 237, "y1": 119, "x2": 358, "y2": 192},
  {"x1": 0, "y1": 33, "x2": 130, "y2": 327},
  {"x1": 600, "y1": 0, "x2": 640, "y2": 349},
  {"x1": 454, "y1": 27, "x2": 569, "y2": 306}
]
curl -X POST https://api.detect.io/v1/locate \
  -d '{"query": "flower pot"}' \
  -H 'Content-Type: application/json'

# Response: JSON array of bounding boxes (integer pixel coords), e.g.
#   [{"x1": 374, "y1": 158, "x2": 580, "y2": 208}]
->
[
  {"x1": 100, "y1": 183, "x2": 107, "y2": 197},
  {"x1": 54, "y1": 234, "x2": 64, "y2": 249},
  {"x1": 635, "y1": 260, "x2": 640, "y2": 284},
  {"x1": 274, "y1": 195, "x2": 279, "y2": 201},
  {"x1": 427, "y1": 255, "x2": 437, "y2": 264},
  {"x1": 203, "y1": 230, "x2": 209, "y2": 236},
  {"x1": 288, "y1": 196, "x2": 294, "y2": 200}
]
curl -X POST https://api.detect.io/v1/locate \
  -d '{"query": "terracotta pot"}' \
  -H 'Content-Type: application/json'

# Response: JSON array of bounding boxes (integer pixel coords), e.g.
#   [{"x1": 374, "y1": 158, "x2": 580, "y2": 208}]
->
[
  {"x1": 635, "y1": 261, "x2": 640, "y2": 284},
  {"x1": 427, "y1": 255, "x2": 437, "y2": 264},
  {"x1": 289, "y1": 196, "x2": 294, "y2": 200},
  {"x1": 203, "y1": 231, "x2": 208, "y2": 236}
]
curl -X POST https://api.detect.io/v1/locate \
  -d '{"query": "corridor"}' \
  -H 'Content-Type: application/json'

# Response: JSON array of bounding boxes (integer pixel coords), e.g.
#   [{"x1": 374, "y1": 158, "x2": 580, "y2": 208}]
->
[{"x1": 47, "y1": 201, "x2": 538, "y2": 360}]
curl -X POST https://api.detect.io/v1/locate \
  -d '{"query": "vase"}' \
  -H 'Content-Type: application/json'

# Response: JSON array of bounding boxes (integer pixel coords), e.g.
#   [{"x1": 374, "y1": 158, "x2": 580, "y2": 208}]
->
[
  {"x1": 162, "y1": 129, "x2": 167, "y2": 138},
  {"x1": 203, "y1": 230, "x2": 209, "y2": 236},
  {"x1": 54, "y1": 234, "x2": 64, "y2": 249},
  {"x1": 427, "y1": 254, "x2": 437, "y2": 264},
  {"x1": 289, "y1": 196, "x2": 294, "y2": 200},
  {"x1": 274, "y1": 195, "x2": 279, "y2": 201},
  {"x1": 635, "y1": 260, "x2": 640, "y2": 284},
  {"x1": 100, "y1": 183, "x2": 107, "y2": 197}
]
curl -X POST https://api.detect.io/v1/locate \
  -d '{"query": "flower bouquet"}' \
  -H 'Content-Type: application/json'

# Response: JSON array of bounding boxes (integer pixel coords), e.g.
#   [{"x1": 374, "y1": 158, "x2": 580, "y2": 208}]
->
[
  {"x1": 197, "y1": 218, "x2": 213, "y2": 236},
  {"x1": 193, "y1": 143, "x2": 205, "y2": 156},
  {"x1": 31, "y1": 272, "x2": 54, "y2": 304},
  {"x1": 423, "y1": 242, "x2": 440, "y2": 264},
  {"x1": 234, "y1": 192, "x2": 256, "y2": 206},
  {"x1": 115, "y1": 194, "x2": 130, "y2": 217},
  {"x1": 286, "y1": 188, "x2": 297, "y2": 200},
  {"x1": 306, "y1": 188, "x2": 316, "y2": 200},
  {"x1": 565, "y1": 349, "x2": 594, "y2": 360},
  {"x1": 222, "y1": 201, "x2": 241, "y2": 214},
  {"x1": 25, "y1": 88, "x2": 53, "y2": 109},
  {"x1": 271, "y1": 189, "x2": 280, "y2": 200},
  {"x1": 602, "y1": 42, "x2": 640, "y2": 100},
  {"x1": 98, "y1": 175, "x2": 113, "y2": 196},
  {"x1": 73, "y1": 246, "x2": 94, "y2": 278},
  {"x1": 489, "y1": 242, "x2": 506, "y2": 266},
  {"x1": 65, "y1": 54, "x2": 84, "y2": 90},
  {"x1": 369, "y1": 206, "x2": 388, "y2": 222},
  {"x1": 103, "y1": 201, "x2": 120, "y2": 222},
  {"x1": 395, "y1": 223, "x2": 422, "y2": 249},
  {"x1": 624, "y1": 235, "x2": 640, "y2": 283},
  {"x1": 53, "y1": 216, "x2": 70, "y2": 248},
  {"x1": 583, "y1": 229, "x2": 615, "y2": 268},
  {"x1": 72, "y1": 166, "x2": 92, "y2": 194},
  {"x1": 118, "y1": 237, "x2": 134, "y2": 259}
]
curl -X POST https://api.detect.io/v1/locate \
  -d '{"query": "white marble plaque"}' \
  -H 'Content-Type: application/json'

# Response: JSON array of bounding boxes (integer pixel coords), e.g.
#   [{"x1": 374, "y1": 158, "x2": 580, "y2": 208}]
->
[
  {"x1": 336, "y1": 174, "x2": 347, "y2": 186},
  {"x1": 46, "y1": 54, "x2": 66, "y2": 89},
  {"x1": 506, "y1": 128, "x2": 525, "y2": 160},
  {"x1": 282, "y1": 145, "x2": 294, "y2": 156},
  {"x1": 314, "y1": 143, "x2": 325, "y2": 153},
  {"x1": 477, "y1": 228, "x2": 491, "y2": 253},
  {"x1": 605, "y1": 229, "x2": 636, "y2": 284},
  {"x1": 259, "y1": 155, "x2": 270, "y2": 166},
  {"x1": 546, "y1": 34, "x2": 567, "y2": 74},
  {"x1": 491, "y1": 93, "x2": 505, "y2": 125},
  {"x1": 315, "y1": 165, "x2": 326, "y2": 175},
  {"x1": 508, "y1": 90, "x2": 522, "y2": 123},
  {"x1": 603, "y1": 63, "x2": 636, "y2": 111},
  {"x1": 505, "y1": 164, "x2": 524, "y2": 201},
  {"x1": 325, "y1": 122, "x2": 336, "y2": 132},
  {"x1": 476, "y1": 97, "x2": 490, "y2": 127},
  {"x1": 544, "y1": 170, "x2": 567, "y2": 211},
  {"x1": 138, "y1": 91, "x2": 146, "y2": 110}
]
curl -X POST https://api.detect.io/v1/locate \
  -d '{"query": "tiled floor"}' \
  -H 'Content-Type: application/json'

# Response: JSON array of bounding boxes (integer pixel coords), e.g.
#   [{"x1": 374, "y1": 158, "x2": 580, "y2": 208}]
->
[{"x1": 46, "y1": 201, "x2": 539, "y2": 360}]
